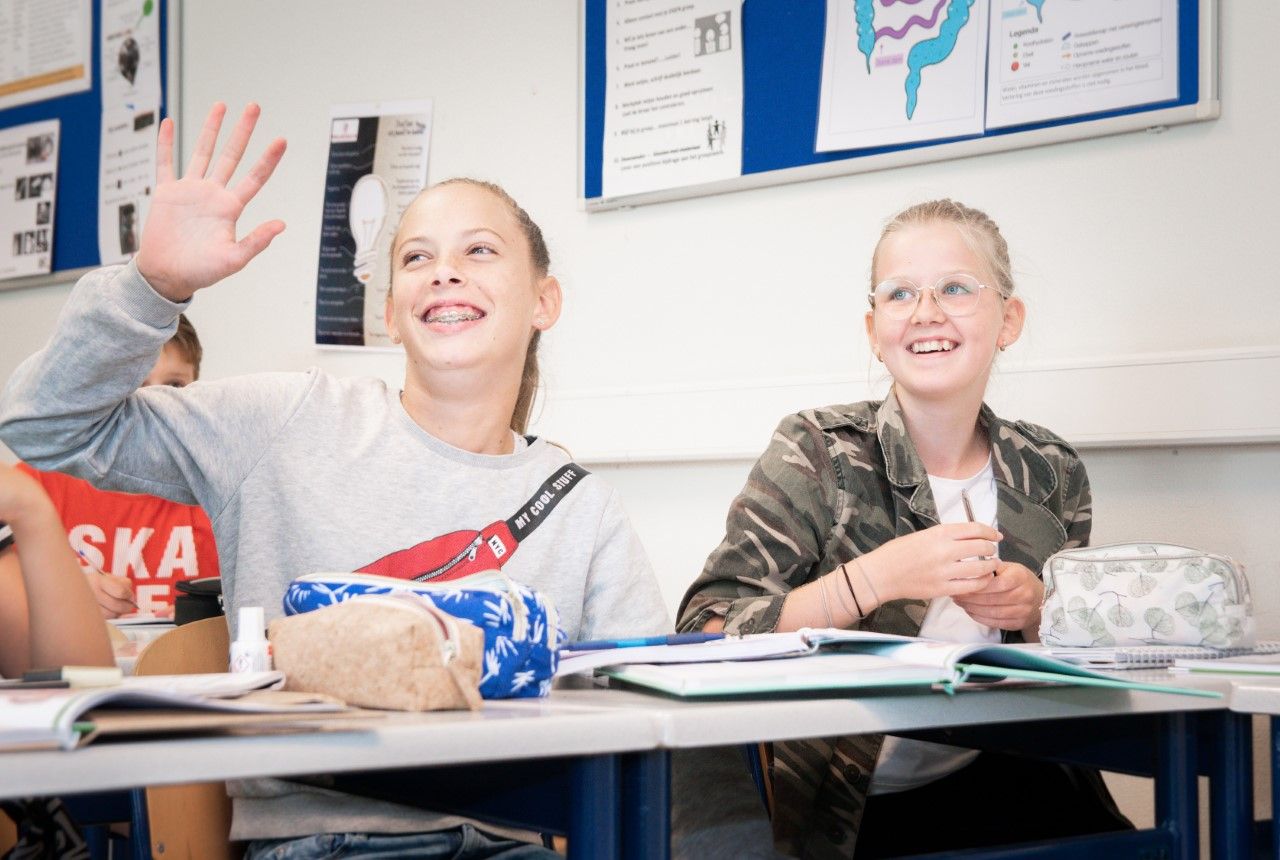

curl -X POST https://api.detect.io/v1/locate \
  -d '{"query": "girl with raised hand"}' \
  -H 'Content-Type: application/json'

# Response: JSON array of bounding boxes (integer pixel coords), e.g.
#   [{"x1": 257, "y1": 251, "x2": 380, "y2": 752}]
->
[
  {"x1": 677, "y1": 200, "x2": 1129, "y2": 858},
  {"x1": 0, "y1": 102, "x2": 667, "y2": 858}
]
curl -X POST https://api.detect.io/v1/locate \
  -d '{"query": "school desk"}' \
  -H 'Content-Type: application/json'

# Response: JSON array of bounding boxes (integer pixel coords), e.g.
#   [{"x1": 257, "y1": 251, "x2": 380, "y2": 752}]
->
[
  {"x1": 0, "y1": 699, "x2": 663, "y2": 859},
  {"x1": 538, "y1": 673, "x2": 1254, "y2": 860},
  {"x1": 0, "y1": 674, "x2": 1269, "y2": 860}
]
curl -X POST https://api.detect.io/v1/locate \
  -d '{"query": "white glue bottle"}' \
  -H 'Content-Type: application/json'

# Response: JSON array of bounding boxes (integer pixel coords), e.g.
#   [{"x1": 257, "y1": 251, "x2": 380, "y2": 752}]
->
[{"x1": 229, "y1": 606, "x2": 273, "y2": 673}]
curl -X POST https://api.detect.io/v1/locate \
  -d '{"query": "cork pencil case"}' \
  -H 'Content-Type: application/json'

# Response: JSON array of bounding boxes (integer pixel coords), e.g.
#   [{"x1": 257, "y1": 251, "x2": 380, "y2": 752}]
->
[{"x1": 268, "y1": 593, "x2": 484, "y2": 712}]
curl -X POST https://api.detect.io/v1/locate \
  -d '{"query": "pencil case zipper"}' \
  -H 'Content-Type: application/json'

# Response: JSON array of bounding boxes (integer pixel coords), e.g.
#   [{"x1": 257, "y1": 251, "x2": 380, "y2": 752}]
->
[{"x1": 294, "y1": 570, "x2": 533, "y2": 642}]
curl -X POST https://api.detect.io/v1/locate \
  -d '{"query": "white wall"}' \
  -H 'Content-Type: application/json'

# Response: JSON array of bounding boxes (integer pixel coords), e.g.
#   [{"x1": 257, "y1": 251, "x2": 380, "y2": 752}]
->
[
  {"x1": 140, "y1": 0, "x2": 1275, "y2": 636},
  {"x1": 1, "y1": 0, "x2": 1277, "y2": 842}
]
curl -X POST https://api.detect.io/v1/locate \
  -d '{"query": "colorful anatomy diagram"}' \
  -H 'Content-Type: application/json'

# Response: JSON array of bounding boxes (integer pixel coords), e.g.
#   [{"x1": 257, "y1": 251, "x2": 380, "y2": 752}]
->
[
  {"x1": 852, "y1": 0, "x2": 978, "y2": 120},
  {"x1": 816, "y1": 0, "x2": 988, "y2": 151}
]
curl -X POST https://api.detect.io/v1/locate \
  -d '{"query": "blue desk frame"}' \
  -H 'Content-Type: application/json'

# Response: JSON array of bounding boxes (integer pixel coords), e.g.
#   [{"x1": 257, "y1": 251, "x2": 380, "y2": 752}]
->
[
  {"x1": 233, "y1": 709, "x2": 1258, "y2": 859},
  {"x1": 615, "y1": 709, "x2": 1252, "y2": 860}
]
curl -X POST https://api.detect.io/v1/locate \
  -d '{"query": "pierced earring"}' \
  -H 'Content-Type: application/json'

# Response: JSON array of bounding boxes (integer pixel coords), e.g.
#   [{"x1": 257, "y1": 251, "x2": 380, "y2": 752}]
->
[
  {"x1": 874, "y1": 348, "x2": 883, "y2": 363},
  {"x1": 997, "y1": 340, "x2": 1007, "y2": 352}
]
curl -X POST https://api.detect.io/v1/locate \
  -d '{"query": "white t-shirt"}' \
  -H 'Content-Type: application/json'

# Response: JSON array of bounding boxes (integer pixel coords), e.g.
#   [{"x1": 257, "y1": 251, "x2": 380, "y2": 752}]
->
[{"x1": 870, "y1": 456, "x2": 1001, "y2": 795}]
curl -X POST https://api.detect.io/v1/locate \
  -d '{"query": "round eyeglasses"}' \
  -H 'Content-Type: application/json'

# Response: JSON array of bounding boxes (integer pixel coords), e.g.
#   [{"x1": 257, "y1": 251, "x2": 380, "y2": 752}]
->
[{"x1": 868, "y1": 273, "x2": 999, "y2": 320}]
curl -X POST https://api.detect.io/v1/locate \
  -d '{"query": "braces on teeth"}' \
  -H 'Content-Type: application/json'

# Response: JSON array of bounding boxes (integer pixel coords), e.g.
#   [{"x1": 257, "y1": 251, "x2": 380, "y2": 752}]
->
[{"x1": 426, "y1": 309, "x2": 483, "y2": 323}]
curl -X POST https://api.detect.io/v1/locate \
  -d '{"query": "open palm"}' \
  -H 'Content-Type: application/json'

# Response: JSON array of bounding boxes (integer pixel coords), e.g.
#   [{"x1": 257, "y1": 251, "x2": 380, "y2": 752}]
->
[{"x1": 135, "y1": 102, "x2": 287, "y2": 302}]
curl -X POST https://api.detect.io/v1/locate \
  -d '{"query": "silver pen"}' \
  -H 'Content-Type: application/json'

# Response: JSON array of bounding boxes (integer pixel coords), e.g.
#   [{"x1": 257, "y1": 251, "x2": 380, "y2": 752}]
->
[{"x1": 961, "y1": 488, "x2": 997, "y2": 574}]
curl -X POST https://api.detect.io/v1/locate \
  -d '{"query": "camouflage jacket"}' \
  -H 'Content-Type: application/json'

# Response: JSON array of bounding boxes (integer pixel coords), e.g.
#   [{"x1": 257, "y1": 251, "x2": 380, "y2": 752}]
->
[{"x1": 675, "y1": 391, "x2": 1091, "y2": 859}]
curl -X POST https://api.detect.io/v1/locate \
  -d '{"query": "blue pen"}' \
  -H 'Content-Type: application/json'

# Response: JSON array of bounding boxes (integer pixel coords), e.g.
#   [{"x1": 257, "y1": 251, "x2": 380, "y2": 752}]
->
[{"x1": 563, "y1": 632, "x2": 726, "y2": 652}]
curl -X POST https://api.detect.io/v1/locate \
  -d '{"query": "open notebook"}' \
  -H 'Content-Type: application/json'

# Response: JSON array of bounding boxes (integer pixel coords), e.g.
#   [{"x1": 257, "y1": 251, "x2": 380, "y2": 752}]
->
[
  {"x1": 0, "y1": 671, "x2": 348, "y2": 751},
  {"x1": 586, "y1": 629, "x2": 1220, "y2": 699}
]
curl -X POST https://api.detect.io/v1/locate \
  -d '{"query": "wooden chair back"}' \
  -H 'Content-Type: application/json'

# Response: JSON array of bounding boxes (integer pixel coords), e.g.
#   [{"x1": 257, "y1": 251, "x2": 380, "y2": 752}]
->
[{"x1": 134, "y1": 617, "x2": 240, "y2": 859}]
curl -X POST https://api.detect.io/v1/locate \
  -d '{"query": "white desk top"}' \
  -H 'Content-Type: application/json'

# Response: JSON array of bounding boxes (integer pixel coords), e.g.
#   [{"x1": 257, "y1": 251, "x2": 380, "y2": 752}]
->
[
  {"x1": 0, "y1": 672, "x2": 1241, "y2": 800},
  {"x1": 1226, "y1": 679, "x2": 1280, "y2": 715},
  {"x1": 0, "y1": 696, "x2": 661, "y2": 800}
]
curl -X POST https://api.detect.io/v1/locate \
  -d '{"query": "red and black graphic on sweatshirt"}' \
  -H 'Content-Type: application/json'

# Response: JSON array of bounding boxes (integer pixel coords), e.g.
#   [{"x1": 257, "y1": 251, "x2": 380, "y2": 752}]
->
[{"x1": 358, "y1": 464, "x2": 588, "y2": 583}]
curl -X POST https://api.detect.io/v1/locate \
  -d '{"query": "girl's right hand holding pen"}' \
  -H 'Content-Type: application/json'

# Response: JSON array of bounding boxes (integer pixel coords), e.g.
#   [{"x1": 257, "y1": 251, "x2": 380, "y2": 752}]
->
[{"x1": 859, "y1": 523, "x2": 1003, "y2": 604}]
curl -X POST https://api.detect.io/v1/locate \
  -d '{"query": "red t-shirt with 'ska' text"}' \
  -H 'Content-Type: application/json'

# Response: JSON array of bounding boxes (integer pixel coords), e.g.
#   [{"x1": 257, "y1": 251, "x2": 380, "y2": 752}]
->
[{"x1": 17, "y1": 463, "x2": 220, "y2": 615}]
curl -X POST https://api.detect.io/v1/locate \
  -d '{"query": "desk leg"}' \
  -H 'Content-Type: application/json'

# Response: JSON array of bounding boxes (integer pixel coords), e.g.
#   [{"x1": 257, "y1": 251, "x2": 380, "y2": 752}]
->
[
  {"x1": 128, "y1": 788, "x2": 150, "y2": 860},
  {"x1": 1208, "y1": 711, "x2": 1253, "y2": 860},
  {"x1": 569, "y1": 755, "x2": 620, "y2": 860},
  {"x1": 1156, "y1": 712, "x2": 1198, "y2": 860},
  {"x1": 622, "y1": 750, "x2": 670, "y2": 860},
  {"x1": 1273, "y1": 717, "x2": 1280, "y2": 860}
]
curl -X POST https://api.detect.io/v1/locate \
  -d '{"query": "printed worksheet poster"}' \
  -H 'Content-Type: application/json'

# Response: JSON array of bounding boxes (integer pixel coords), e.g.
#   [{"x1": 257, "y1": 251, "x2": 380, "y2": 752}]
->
[
  {"x1": 0, "y1": 119, "x2": 59, "y2": 281},
  {"x1": 985, "y1": 0, "x2": 1179, "y2": 129},
  {"x1": 315, "y1": 101, "x2": 432, "y2": 349},
  {"x1": 99, "y1": 0, "x2": 162, "y2": 108},
  {"x1": 0, "y1": 0, "x2": 91, "y2": 111},
  {"x1": 815, "y1": 0, "x2": 989, "y2": 152},
  {"x1": 601, "y1": 0, "x2": 743, "y2": 198},
  {"x1": 97, "y1": 107, "x2": 158, "y2": 264},
  {"x1": 96, "y1": 0, "x2": 162, "y2": 264}
]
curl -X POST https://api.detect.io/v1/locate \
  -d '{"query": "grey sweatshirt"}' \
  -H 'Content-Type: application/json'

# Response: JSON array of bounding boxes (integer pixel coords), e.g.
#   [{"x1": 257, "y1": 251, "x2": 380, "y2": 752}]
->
[{"x1": 0, "y1": 263, "x2": 671, "y2": 839}]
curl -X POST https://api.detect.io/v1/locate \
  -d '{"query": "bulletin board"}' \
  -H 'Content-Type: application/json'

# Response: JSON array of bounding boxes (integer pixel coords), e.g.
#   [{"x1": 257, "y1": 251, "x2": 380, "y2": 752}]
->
[
  {"x1": 0, "y1": 0, "x2": 177, "y2": 291},
  {"x1": 581, "y1": 0, "x2": 1218, "y2": 210}
]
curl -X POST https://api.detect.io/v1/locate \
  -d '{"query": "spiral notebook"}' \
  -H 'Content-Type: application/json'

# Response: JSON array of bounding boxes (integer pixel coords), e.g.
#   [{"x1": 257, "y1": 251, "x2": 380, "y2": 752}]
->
[{"x1": 1045, "y1": 641, "x2": 1280, "y2": 670}]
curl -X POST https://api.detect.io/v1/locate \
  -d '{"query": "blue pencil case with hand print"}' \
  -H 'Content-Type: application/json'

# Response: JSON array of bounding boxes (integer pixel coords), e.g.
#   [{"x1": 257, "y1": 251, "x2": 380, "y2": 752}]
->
[
  {"x1": 283, "y1": 570, "x2": 565, "y2": 699},
  {"x1": 1038, "y1": 542, "x2": 1254, "y2": 649}
]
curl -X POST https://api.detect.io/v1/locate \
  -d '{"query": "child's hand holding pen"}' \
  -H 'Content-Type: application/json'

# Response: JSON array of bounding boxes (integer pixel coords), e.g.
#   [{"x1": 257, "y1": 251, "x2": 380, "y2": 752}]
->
[
  {"x1": 960, "y1": 488, "x2": 998, "y2": 574},
  {"x1": 954, "y1": 488, "x2": 1045, "y2": 634},
  {"x1": 77, "y1": 550, "x2": 138, "y2": 618}
]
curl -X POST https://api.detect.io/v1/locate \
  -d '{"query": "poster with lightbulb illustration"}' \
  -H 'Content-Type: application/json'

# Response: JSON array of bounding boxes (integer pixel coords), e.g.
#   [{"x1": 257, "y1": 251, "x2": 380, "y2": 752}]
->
[{"x1": 315, "y1": 100, "x2": 433, "y2": 348}]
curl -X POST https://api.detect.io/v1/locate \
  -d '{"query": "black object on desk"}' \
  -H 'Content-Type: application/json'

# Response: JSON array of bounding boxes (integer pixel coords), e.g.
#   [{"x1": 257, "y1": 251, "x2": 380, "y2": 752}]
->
[{"x1": 175, "y1": 577, "x2": 224, "y2": 625}]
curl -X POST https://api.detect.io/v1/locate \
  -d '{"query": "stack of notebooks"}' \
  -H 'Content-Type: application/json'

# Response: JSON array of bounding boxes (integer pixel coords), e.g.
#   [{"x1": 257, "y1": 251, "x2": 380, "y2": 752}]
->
[{"x1": 556, "y1": 629, "x2": 1225, "y2": 700}]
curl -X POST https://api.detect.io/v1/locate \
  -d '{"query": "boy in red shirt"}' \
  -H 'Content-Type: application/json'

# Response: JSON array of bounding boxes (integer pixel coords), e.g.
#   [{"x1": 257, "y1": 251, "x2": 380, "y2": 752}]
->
[{"x1": 17, "y1": 315, "x2": 220, "y2": 617}]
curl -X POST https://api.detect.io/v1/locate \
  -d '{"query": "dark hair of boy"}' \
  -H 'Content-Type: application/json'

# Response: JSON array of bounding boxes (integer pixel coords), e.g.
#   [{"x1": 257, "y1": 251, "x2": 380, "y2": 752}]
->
[{"x1": 170, "y1": 314, "x2": 203, "y2": 380}]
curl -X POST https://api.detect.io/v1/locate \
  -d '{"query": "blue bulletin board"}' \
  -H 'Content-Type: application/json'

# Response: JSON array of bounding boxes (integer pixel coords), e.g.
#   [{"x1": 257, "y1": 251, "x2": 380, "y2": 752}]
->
[
  {"x1": 581, "y1": 0, "x2": 1217, "y2": 210},
  {"x1": 0, "y1": 0, "x2": 176, "y2": 290}
]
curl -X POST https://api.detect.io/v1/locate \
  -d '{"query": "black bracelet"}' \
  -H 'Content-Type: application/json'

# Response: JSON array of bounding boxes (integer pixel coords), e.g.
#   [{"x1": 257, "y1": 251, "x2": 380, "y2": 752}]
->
[{"x1": 840, "y1": 562, "x2": 864, "y2": 618}]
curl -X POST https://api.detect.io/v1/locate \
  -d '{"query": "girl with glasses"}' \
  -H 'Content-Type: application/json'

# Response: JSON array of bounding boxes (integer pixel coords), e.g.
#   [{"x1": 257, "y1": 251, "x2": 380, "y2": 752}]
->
[{"x1": 677, "y1": 199, "x2": 1130, "y2": 858}]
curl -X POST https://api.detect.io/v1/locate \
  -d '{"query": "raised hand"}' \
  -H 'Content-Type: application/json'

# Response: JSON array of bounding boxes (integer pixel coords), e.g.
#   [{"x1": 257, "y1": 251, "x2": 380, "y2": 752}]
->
[
  {"x1": 134, "y1": 102, "x2": 287, "y2": 302},
  {"x1": 859, "y1": 522, "x2": 1003, "y2": 604},
  {"x1": 952, "y1": 561, "x2": 1045, "y2": 636}
]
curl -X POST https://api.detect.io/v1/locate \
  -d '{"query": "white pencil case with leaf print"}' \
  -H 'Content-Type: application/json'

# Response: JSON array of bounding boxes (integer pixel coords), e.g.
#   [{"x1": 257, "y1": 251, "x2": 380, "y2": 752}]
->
[{"x1": 1038, "y1": 543, "x2": 1254, "y2": 649}]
